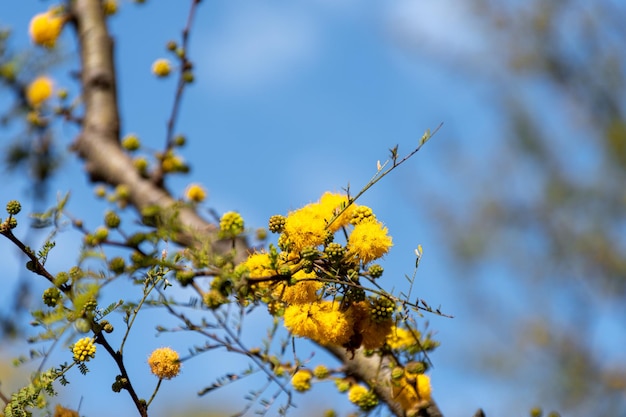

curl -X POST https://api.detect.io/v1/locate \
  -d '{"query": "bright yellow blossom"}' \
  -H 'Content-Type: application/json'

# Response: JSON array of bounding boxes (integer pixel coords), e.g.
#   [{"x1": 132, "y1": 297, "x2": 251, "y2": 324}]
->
[
  {"x1": 283, "y1": 301, "x2": 354, "y2": 346},
  {"x1": 185, "y1": 183, "x2": 207, "y2": 203},
  {"x1": 26, "y1": 76, "x2": 54, "y2": 108},
  {"x1": 348, "y1": 384, "x2": 378, "y2": 410},
  {"x1": 148, "y1": 347, "x2": 181, "y2": 379},
  {"x1": 291, "y1": 370, "x2": 312, "y2": 392},
  {"x1": 152, "y1": 59, "x2": 171, "y2": 77},
  {"x1": 243, "y1": 252, "x2": 275, "y2": 279},
  {"x1": 277, "y1": 271, "x2": 321, "y2": 304},
  {"x1": 29, "y1": 10, "x2": 64, "y2": 47},
  {"x1": 347, "y1": 219, "x2": 392, "y2": 264},
  {"x1": 72, "y1": 337, "x2": 96, "y2": 362}
]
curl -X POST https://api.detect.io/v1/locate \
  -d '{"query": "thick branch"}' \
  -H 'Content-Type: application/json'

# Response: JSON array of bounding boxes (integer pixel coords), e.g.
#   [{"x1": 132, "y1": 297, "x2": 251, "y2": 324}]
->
[{"x1": 68, "y1": 0, "x2": 246, "y2": 258}]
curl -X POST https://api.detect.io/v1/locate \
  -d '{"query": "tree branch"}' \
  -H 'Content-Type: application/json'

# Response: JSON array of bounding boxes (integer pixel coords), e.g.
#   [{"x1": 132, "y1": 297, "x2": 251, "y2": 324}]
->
[{"x1": 68, "y1": 0, "x2": 247, "y2": 259}]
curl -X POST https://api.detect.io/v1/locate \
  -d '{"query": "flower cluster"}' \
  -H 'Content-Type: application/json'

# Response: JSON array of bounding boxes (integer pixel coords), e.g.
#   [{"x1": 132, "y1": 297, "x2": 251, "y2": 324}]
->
[
  {"x1": 148, "y1": 347, "x2": 181, "y2": 380},
  {"x1": 239, "y1": 192, "x2": 395, "y2": 352},
  {"x1": 72, "y1": 337, "x2": 96, "y2": 363}
]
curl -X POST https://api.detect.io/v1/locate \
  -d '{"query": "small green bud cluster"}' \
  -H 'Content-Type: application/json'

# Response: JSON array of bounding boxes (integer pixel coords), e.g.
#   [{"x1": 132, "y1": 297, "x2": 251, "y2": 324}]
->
[
  {"x1": 42, "y1": 287, "x2": 62, "y2": 307},
  {"x1": 368, "y1": 264, "x2": 384, "y2": 279},
  {"x1": 6, "y1": 200, "x2": 21, "y2": 215},
  {"x1": 344, "y1": 286, "x2": 366, "y2": 303},
  {"x1": 121, "y1": 134, "x2": 141, "y2": 151},
  {"x1": 324, "y1": 242, "x2": 345, "y2": 260},
  {"x1": 370, "y1": 296, "x2": 395, "y2": 323},
  {"x1": 108, "y1": 257, "x2": 126, "y2": 274},
  {"x1": 176, "y1": 269, "x2": 195, "y2": 286},
  {"x1": 268, "y1": 215, "x2": 286, "y2": 233},
  {"x1": 112, "y1": 375, "x2": 129, "y2": 393},
  {"x1": 104, "y1": 211, "x2": 121, "y2": 228}
]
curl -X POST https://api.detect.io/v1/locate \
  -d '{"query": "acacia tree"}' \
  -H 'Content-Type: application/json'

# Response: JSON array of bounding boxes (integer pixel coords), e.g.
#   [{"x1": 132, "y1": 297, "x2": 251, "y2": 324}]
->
[{"x1": 0, "y1": 2, "x2": 473, "y2": 417}]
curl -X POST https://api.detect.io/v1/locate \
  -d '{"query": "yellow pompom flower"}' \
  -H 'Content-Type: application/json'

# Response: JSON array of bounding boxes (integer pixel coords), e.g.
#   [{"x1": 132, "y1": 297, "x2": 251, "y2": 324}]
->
[
  {"x1": 283, "y1": 301, "x2": 354, "y2": 346},
  {"x1": 72, "y1": 337, "x2": 96, "y2": 362},
  {"x1": 243, "y1": 252, "x2": 273, "y2": 276},
  {"x1": 148, "y1": 347, "x2": 181, "y2": 380},
  {"x1": 348, "y1": 384, "x2": 378, "y2": 410},
  {"x1": 152, "y1": 59, "x2": 171, "y2": 77},
  {"x1": 291, "y1": 370, "x2": 312, "y2": 392},
  {"x1": 347, "y1": 219, "x2": 392, "y2": 264},
  {"x1": 26, "y1": 76, "x2": 54, "y2": 108},
  {"x1": 29, "y1": 10, "x2": 64, "y2": 48},
  {"x1": 185, "y1": 183, "x2": 207, "y2": 203}
]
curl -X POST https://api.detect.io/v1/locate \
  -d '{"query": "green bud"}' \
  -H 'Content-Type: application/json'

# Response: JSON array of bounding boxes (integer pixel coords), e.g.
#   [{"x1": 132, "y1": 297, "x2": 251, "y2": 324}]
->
[{"x1": 6, "y1": 200, "x2": 21, "y2": 215}]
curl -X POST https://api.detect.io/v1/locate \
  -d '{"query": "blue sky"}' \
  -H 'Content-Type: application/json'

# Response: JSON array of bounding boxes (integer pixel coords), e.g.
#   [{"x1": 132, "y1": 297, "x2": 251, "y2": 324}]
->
[{"x1": 0, "y1": 1, "x2": 563, "y2": 417}]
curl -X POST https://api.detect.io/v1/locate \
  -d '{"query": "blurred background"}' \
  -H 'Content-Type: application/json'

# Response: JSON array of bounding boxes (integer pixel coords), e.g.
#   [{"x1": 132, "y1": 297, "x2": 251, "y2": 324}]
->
[{"x1": 1, "y1": 1, "x2": 625, "y2": 416}]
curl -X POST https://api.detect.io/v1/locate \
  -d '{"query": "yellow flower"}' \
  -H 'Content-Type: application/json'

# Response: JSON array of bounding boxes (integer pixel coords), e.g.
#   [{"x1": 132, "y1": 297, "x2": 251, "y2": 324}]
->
[
  {"x1": 152, "y1": 58, "x2": 171, "y2": 77},
  {"x1": 102, "y1": 0, "x2": 118, "y2": 15},
  {"x1": 416, "y1": 373, "x2": 432, "y2": 401},
  {"x1": 54, "y1": 404, "x2": 79, "y2": 417},
  {"x1": 387, "y1": 326, "x2": 421, "y2": 350},
  {"x1": 313, "y1": 364, "x2": 329, "y2": 379},
  {"x1": 72, "y1": 337, "x2": 96, "y2": 363},
  {"x1": 282, "y1": 192, "x2": 356, "y2": 254},
  {"x1": 243, "y1": 252, "x2": 274, "y2": 278},
  {"x1": 291, "y1": 370, "x2": 312, "y2": 392},
  {"x1": 346, "y1": 301, "x2": 393, "y2": 350},
  {"x1": 348, "y1": 384, "x2": 378, "y2": 410},
  {"x1": 347, "y1": 219, "x2": 392, "y2": 264},
  {"x1": 26, "y1": 76, "x2": 54, "y2": 108},
  {"x1": 148, "y1": 347, "x2": 181, "y2": 379},
  {"x1": 29, "y1": 10, "x2": 64, "y2": 48},
  {"x1": 185, "y1": 183, "x2": 207, "y2": 203},
  {"x1": 219, "y1": 211, "x2": 244, "y2": 238},
  {"x1": 391, "y1": 373, "x2": 432, "y2": 411},
  {"x1": 277, "y1": 271, "x2": 321, "y2": 304},
  {"x1": 283, "y1": 301, "x2": 354, "y2": 346}
]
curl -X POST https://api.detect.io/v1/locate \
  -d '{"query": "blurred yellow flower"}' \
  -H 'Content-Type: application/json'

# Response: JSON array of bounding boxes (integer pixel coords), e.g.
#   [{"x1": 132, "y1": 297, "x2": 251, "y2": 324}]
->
[
  {"x1": 185, "y1": 183, "x2": 207, "y2": 203},
  {"x1": 29, "y1": 10, "x2": 64, "y2": 48},
  {"x1": 152, "y1": 58, "x2": 171, "y2": 77},
  {"x1": 291, "y1": 370, "x2": 312, "y2": 392},
  {"x1": 26, "y1": 76, "x2": 54, "y2": 108},
  {"x1": 148, "y1": 347, "x2": 181, "y2": 380}
]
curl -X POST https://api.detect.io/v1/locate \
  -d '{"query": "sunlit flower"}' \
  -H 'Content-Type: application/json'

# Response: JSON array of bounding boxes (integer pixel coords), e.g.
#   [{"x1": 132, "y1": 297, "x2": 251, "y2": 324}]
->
[
  {"x1": 348, "y1": 384, "x2": 378, "y2": 410},
  {"x1": 387, "y1": 326, "x2": 421, "y2": 350},
  {"x1": 72, "y1": 337, "x2": 96, "y2": 363},
  {"x1": 185, "y1": 183, "x2": 207, "y2": 203},
  {"x1": 347, "y1": 219, "x2": 392, "y2": 264},
  {"x1": 26, "y1": 76, "x2": 54, "y2": 108},
  {"x1": 283, "y1": 301, "x2": 354, "y2": 346},
  {"x1": 152, "y1": 58, "x2": 171, "y2": 77},
  {"x1": 148, "y1": 347, "x2": 181, "y2": 379},
  {"x1": 29, "y1": 10, "x2": 64, "y2": 48},
  {"x1": 291, "y1": 370, "x2": 312, "y2": 392}
]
